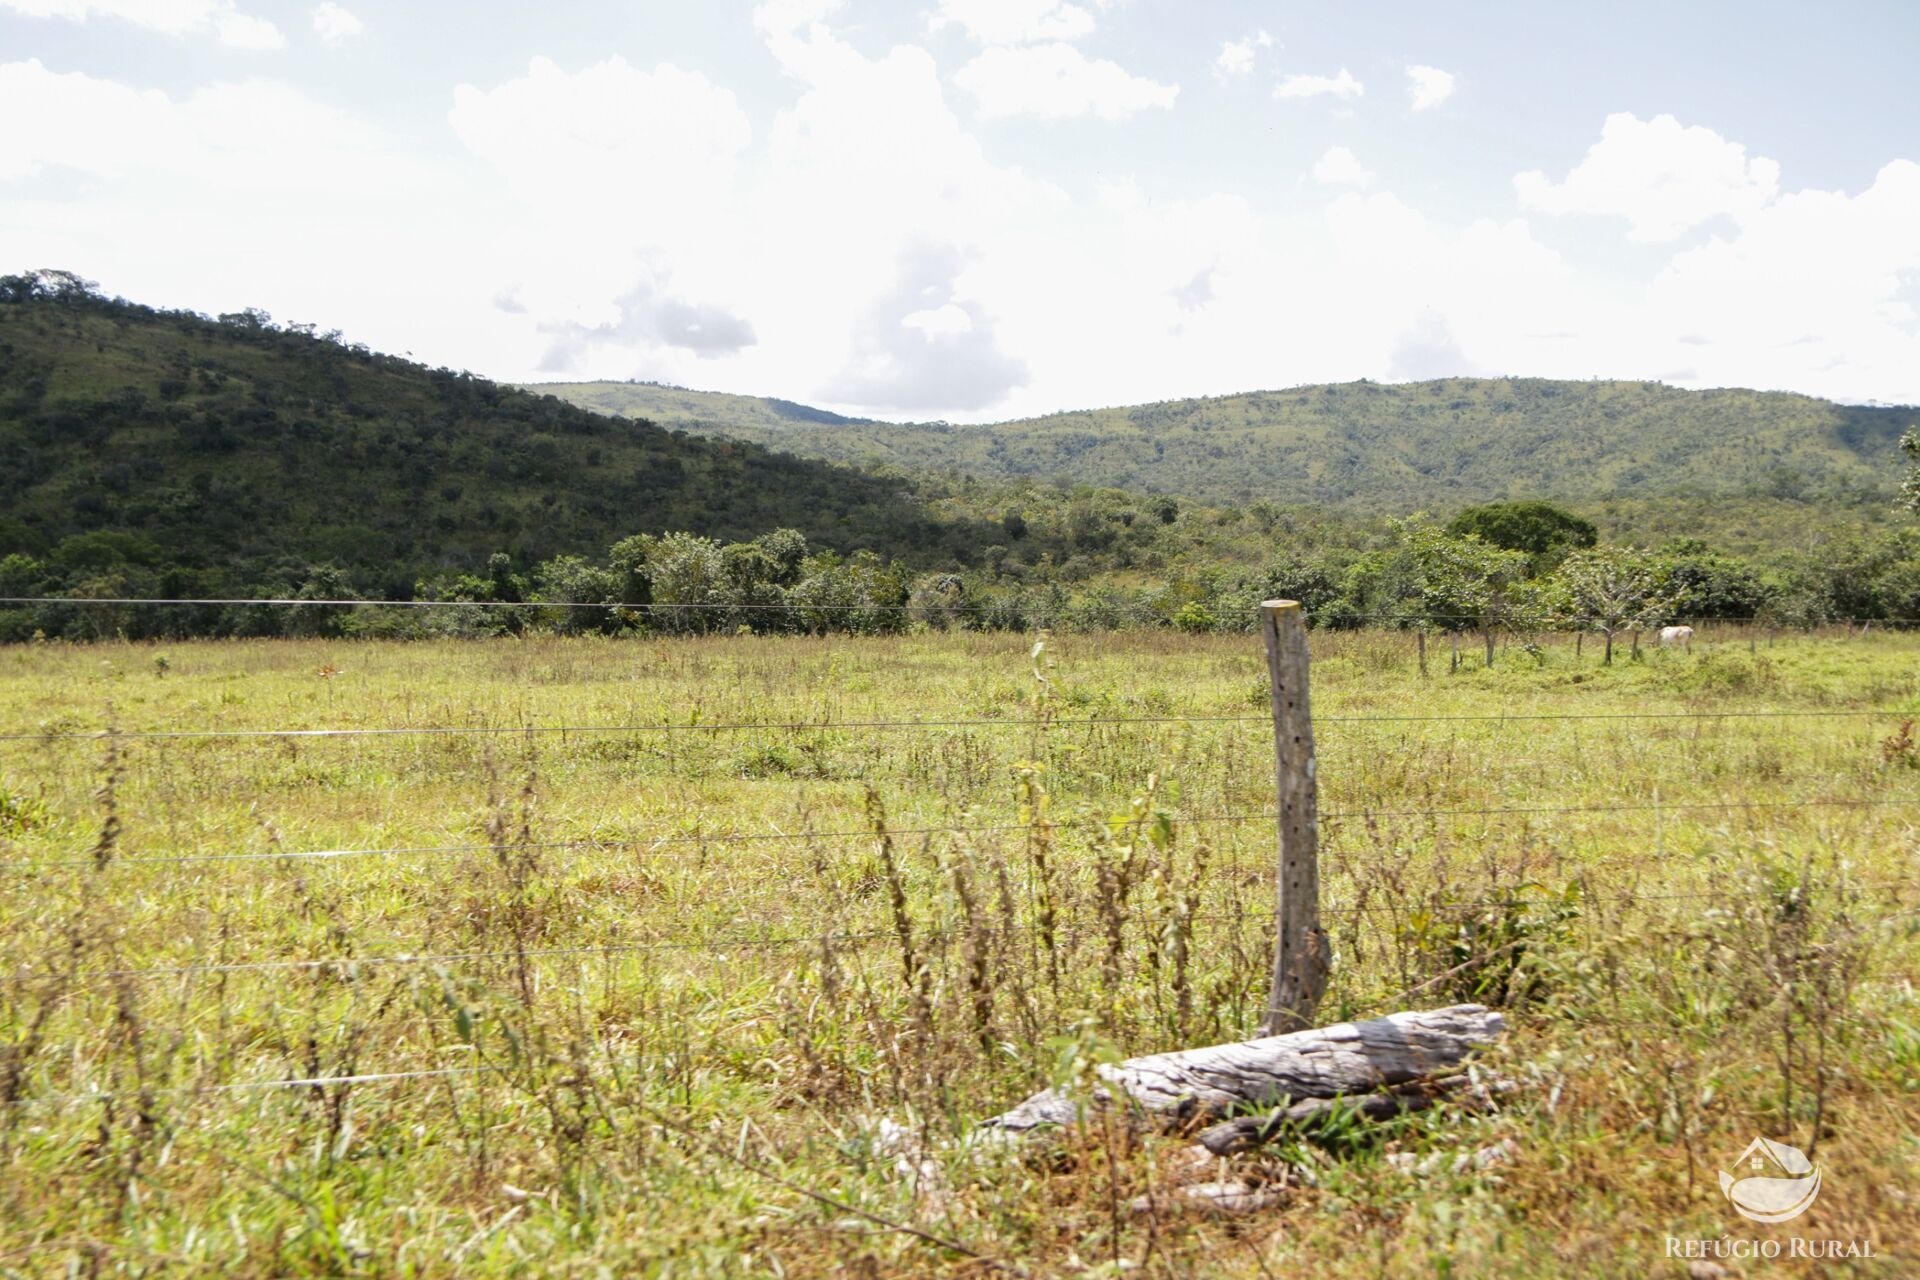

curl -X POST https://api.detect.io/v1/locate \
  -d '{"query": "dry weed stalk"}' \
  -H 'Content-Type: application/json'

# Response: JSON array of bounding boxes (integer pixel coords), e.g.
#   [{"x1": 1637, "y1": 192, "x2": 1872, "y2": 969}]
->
[{"x1": 864, "y1": 786, "x2": 930, "y2": 1032}]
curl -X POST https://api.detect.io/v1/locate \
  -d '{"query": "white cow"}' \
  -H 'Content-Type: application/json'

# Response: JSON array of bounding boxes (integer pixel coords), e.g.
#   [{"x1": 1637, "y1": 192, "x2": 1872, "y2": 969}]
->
[{"x1": 1658, "y1": 625, "x2": 1695, "y2": 651}]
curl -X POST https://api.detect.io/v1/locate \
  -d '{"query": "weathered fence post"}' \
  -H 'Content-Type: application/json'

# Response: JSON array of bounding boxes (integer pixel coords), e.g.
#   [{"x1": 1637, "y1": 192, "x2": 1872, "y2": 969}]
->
[
  {"x1": 1416, "y1": 629, "x2": 1427, "y2": 678},
  {"x1": 1450, "y1": 631, "x2": 1460, "y2": 673},
  {"x1": 1259, "y1": 600, "x2": 1328, "y2": 1035}
]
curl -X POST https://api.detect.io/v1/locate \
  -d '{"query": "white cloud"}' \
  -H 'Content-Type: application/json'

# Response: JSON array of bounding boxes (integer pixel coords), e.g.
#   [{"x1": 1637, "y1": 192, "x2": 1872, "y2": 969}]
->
[
  {"x1": 311, "y1": 2, "x2": 362, "y2": 45},
  {"x1": 0, "y1": 57, "x2": 487, "y2": 375},
  {"x1": 213, "y1": 9, "x2": 280, "y2": 49},
  {"x1": 485, "y1": 0, "x2": 1060, "y2": 408},
  {"x1": 1274, "y1": 68, "x2": 1362, "y2": 101},
  {"x1": 901, "y1": 303, "x2": 974, "y2": 337},
  {"x1": 1, "y1": 0, "x2": 284, "y2": 48},
  {"x1": 1312, "y1": 145, "x2": 1370, "y2": 187},
  {"x1": 1214, "y1": 29, "x2": 1271, "y2": 79},
  {"x1": 754, "y1": 8, "x2": 1061, "y2": 243},
  {"x1": 449, "y1": 56, "x2": 751, "y2": 234},
  {"x1": 1315, "y1": 190, "x2": 1574, "y2": 383},
  {"x1": 1514, "y1": 111, "x2": 1781, "y2": 242},
  {"x1": 1405, "y1": 64, "x2": 1455, "y2": 111},
  {"x1": 1643, "y1": 160, "x2": 1920, "y2": 400},
  {"x1": 954, "y1": 43, "x2": 1177, "y2": 121},
  {"x1": 0, "y1": 58, "x2": 389, "y2": 184},
  {"x1": 536, "y1": 274, "x2": 758, "y2": 370},
  {"x1": 826, "y1": 242, "x2": 1026, "y2": 410},
  {"x1": 930, "y1": 0, "x2": 1095, "y2": 45}
]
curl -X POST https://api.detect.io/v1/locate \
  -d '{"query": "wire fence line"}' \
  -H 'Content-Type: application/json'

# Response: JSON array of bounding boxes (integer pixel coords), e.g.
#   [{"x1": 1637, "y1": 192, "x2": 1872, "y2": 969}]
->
[
  {"x1": 6, "y1": 856, "x2": 1914, "y2": 1110},
  {"x1": 5, "y1": 705, "x2": 1917, "y2": 746},
  {"x1": 1, "y1": 1066, "x2": 506, "y2": 1106},
  {"x1": 11, "y1": 970, "x2": 1920, "y2": 1110},
  {"x1": 5, "y1": 795, "x2": 1917, "y2": 873},
  {"x1": 9, "y1": 884, "x2": 1916, "y2": 988},
  {"x1": 8, "y1": 594, "x2": 1920, "y2": 628}
]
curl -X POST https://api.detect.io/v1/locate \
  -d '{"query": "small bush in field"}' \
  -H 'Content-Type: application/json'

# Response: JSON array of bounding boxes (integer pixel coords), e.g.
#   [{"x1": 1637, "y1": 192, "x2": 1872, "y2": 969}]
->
[{"x1": 1172, "y1": 601, "x2": 1216, "y2": 633}]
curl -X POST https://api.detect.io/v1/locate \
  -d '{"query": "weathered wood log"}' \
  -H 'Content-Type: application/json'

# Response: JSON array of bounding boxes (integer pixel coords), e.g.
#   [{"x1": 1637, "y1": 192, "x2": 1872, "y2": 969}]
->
[{"x1": 984, "y1": 1004, "x2": 1503, "y2": 1133}]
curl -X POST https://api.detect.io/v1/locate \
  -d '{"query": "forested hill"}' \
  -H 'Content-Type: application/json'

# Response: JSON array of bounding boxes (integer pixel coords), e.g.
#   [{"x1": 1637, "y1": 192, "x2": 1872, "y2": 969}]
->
[
  {"x1": 531, "y1": 377, "x2": 1917, "y2": 509},
  {"x1": 0, "y1": 276, "x2": 988, "y2": 600},
  {"x1": 530, "y1": 381, "x2": 872, "y2": 431}
]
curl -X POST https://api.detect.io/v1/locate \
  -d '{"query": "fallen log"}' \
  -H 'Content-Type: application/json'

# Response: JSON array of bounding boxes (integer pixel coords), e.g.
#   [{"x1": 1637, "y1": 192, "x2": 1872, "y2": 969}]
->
[{"x1": 983, "y1": 1004, "x2": 1503, "y2": 1134}]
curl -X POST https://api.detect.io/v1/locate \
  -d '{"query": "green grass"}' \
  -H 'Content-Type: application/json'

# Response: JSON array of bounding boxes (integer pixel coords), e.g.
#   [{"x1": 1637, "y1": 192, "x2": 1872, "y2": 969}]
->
[{"x1": 1, "y1": 628, "x2": 1918, "y2": 1276}]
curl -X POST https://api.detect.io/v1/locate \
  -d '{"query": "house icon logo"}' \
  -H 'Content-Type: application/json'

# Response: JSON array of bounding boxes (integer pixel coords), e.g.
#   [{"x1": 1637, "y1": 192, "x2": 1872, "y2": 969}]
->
[{"x1": 1719, "y1": 1137, "x2": 1822, "y2": 1223}]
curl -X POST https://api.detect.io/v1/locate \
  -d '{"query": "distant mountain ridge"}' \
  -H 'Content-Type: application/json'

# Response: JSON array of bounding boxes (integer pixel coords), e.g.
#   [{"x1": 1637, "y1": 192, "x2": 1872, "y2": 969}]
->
[
  {"x1": 525, "y1": 381, "x2": 873, "y2": 432},
  {"x1": 527, "y1": 377, "x2": 1918, "y2": 509}
]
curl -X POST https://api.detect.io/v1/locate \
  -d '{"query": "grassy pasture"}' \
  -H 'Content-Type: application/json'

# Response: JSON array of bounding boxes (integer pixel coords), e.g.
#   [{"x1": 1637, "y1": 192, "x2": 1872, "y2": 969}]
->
[{"x1": 0, "y1": 626, "x2": 1918, "y2": 1276}]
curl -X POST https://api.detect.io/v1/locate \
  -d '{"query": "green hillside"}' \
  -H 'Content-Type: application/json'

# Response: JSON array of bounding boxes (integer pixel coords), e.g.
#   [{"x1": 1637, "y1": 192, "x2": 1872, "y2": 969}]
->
[
  {"x1": 0, "y1": 274, "x2": 991, "y2": 600},
  {"x1": 535, "y1": 380, "x2": 871, "y2": 432},
  {"x1": 4, "y1": 275, "x2": 1913, "y2": 641},
  {"x1": 530, "y1": 377, "x2": 1917, "y2": 508}
]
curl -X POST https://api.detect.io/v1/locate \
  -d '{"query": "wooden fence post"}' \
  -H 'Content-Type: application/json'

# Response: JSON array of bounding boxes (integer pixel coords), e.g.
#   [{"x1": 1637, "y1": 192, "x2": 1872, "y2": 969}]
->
[
  {"x1": 1260, "y1": 600, "x2": 1328, "y2": 1036},
  {"x1": 1416, "y1": 629, "x2": 1428, "y2": 678}
]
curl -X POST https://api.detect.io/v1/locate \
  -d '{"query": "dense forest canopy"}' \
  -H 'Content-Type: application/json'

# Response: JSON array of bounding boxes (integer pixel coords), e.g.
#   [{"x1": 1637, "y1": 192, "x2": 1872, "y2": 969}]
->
[{"x1": 532, "y1": 377, "x2": 1918, "y2": 511}]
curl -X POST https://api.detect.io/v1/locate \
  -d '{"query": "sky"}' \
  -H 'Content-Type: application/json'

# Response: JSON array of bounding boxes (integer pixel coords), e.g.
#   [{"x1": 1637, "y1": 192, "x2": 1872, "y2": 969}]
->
[{"x1": 3, "y1": 0, "x2": 1919, "y2": 421}]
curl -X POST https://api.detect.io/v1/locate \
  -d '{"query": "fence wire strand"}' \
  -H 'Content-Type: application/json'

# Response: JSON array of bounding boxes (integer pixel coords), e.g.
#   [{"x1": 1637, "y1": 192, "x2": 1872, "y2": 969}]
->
[
  {"x1": 5, "y1": 705, "x2": 1916, "y2": 745},
  {"x1": 10, "y1": 595, "x2": 1920, "y2": 628},
  {"x1": 4, "y1": 794, "x2": 1917, "y2": 872},
  {"x1": 7, "y1": 884, "x2": 1916, "y2": 987}
]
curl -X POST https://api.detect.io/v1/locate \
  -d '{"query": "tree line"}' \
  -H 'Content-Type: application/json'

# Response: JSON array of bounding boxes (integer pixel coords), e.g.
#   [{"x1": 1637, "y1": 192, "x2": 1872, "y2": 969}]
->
[{"x1": 7, "y1": 501, "x2": 1918, "y2": 648}]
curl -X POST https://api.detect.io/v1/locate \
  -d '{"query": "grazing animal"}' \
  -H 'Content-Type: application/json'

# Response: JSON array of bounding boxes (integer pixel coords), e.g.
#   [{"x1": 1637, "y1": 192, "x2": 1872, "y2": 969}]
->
[{"x1": 1659, "y1": 625, "x2": 1694, "y2": 651}]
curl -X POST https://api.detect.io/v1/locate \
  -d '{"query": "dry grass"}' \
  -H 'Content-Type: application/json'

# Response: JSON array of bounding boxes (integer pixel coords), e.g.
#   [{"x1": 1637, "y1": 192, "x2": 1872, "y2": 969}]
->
[{"x1": 0, "y1": 626, "x2": 1917, "y2": 1276}]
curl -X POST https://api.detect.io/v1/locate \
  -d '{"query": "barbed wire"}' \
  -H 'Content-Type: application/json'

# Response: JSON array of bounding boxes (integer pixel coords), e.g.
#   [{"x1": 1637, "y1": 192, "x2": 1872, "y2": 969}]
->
[
  {"x1": 8, "y1": 884, "x2": 1915, "y2": 986},
  {"x1": 4, "y1": 794, "x2": 1914, "y2": 873},
  {"x1": 0, "y1": 930, "x2": 903, "y2": 983},
  {"x1": 5, "y1": 595, "x2": 1919, "y2": 628},
  {"x1": 2, "y1": 1066, "x2": 503, "y2": 1104},
  {"x1": 10, "y1": 967, "x2": 1920, "y2": 1108},
  {"x1": 4, "y1": 705, "x2": 1914, "y2": 745}
]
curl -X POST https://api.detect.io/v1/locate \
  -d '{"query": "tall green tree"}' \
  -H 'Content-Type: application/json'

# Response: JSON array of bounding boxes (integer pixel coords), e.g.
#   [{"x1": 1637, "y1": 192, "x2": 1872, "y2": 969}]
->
[
  {"x1": 1401, "y1": 524, "x2": 1530, "y2": 668},
  {"x1": 1558, "y1": 545, "x2": 1675, "y2": 664},
  {"x1": 1445, "y1": 500, "x2": 1597, "y2": 570}
]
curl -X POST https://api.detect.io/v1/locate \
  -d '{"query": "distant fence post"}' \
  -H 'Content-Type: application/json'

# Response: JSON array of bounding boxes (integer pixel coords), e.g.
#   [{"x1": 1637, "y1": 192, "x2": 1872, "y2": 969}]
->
[
  {"x1": 1416, "y1": 629, "x2": 1427, "y2": 678},
  {"x1": 1259, "y1": 599, "x2": 1328, "y2": 1036}
]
